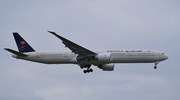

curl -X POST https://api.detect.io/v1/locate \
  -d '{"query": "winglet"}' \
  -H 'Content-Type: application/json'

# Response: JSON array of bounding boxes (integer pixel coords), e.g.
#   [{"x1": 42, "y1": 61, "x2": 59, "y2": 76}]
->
[
  {"x1": 48, "y1": 31, "x2": 64, "y2": 40},
  {"x1": 4, "y1": 48, "x2": 28, "y2": 56},
  {"x1": 48, "y1": 31, "x2": 58, "y2": 36},
  {"x1": 48, "y1": 31, "x2": 71, "y2": 45},
  {"x1": 48, "y1": 31, "x2": 55, "y2": 34}
]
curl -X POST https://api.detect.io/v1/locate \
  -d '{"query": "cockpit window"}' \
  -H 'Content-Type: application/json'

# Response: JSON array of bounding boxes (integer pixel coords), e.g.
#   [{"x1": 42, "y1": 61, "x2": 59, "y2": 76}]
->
[{"x1": 162, "y1": 53, "x2": 164, "y2": 55}]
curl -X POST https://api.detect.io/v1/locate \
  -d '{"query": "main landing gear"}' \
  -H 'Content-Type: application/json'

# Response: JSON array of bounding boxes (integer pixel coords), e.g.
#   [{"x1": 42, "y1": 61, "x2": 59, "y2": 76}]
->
[
  {"x1": 83, "y1": 68, "x2": 93, "y2": 73},
  {"x1": 80, "y1": 64, "x2": 93, "y2": 74},
  {"x1": 154, "y1": 62, "x2": 159, "y2": 69}
]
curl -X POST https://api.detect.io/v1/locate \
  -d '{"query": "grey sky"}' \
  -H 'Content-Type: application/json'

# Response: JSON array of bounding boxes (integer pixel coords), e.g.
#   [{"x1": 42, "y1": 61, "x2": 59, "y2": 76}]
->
[{"x1": 1, "y1": 0, "x2": 180, "y2": 100}]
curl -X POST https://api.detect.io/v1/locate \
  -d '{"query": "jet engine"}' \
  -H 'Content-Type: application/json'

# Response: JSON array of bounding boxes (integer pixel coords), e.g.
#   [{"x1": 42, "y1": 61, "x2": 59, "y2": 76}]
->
[
  {"x1": 98, "y1": 63, "x2": 114, "y2": 71},
  {"x1": 95, "y1": 53, "x2": 111, "y2": 62}
]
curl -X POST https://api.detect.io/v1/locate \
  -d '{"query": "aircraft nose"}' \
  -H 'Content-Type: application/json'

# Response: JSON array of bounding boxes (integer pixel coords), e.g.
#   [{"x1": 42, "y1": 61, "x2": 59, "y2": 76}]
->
[{"x1": 164, "y1": 55, "x2": 168, "y2": 60}]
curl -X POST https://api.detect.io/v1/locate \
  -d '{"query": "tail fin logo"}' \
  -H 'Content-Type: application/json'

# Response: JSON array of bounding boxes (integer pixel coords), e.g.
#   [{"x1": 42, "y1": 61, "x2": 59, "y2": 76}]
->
[{"x1": 18, "y1": 41, "x2": 26, "y2": 51}]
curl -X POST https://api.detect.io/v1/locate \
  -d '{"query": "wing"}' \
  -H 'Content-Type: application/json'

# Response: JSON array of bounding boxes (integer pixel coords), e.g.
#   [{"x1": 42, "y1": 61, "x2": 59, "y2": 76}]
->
[{"x1": 48, "y1": 31, "x2": 96, "y2": 57}]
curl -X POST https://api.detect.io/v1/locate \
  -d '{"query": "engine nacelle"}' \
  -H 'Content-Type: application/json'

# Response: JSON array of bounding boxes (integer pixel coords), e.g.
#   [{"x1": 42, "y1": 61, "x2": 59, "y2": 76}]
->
[
  {"x1": 95, "y1": 53, "x2": 111, "y2": 62},
  {"x1": 98, "y1": 63, "x2": 114, "y2": 71}
]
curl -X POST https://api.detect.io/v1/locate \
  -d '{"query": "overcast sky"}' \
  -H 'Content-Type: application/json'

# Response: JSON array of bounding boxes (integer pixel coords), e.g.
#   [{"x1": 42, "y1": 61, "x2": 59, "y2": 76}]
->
[{"x1": 0, "y1": 0, "x2": 180, "y2": 100}]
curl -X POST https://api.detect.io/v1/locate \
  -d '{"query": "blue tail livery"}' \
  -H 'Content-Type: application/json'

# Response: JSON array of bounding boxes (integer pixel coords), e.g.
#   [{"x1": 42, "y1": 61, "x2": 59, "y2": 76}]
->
[{"x1": 13, "y1": 32, "x2": 35, "y2": 52}]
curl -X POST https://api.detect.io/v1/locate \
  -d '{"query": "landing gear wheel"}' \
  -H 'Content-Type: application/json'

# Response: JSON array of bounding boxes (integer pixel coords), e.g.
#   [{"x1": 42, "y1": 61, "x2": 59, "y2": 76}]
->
[
  {"x1": 154, "y1": 66, "x2": 157, "y2": 69},
  {"x1": 81, "y1": 64, "x2": 93, "y2": 73},
  {"x1": 87, "y1": 64, "x2": 91, "y2": 68},
  {"x1": 83, "y1": 69, "x2": 93, "y2": 74},
  {"x1": 83, "y1": 70, "x2": 87, "y2": 73},
  {"x1": 89, "y1": 69, "x2": 93, "y2": 72},
  {"x1": 80, "y1": 66, "x2": 83, "y2": 69}
]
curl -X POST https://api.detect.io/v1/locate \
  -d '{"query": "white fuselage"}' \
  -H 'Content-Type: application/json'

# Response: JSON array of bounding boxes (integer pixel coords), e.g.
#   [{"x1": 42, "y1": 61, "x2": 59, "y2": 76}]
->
[{"x1": 12, "y1": 49, "x2": 168, "y2": 65}]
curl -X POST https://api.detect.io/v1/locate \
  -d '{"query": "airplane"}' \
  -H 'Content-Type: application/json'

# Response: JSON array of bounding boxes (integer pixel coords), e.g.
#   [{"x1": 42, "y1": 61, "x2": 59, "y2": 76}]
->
[{"x1": 4, "y1": 31, "x2": 168, "y2": 74}]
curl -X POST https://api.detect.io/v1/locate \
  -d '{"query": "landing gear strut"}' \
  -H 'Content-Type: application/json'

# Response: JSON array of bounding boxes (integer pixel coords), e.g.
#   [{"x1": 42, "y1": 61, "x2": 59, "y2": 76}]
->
[{"x1": 154, "y1": 62, "x2": 159, "y2": 69}]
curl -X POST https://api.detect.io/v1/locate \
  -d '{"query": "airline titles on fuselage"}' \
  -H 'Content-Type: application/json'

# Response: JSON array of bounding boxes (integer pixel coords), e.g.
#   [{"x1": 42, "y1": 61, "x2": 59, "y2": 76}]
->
[{"x1": 107, "y1": 50, "x2": 143, "y2": 53}]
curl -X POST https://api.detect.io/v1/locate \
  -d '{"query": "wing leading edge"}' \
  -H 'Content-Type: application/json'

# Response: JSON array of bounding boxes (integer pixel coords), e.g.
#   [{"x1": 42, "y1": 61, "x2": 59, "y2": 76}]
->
[{"x1": 48, "y1": 31, "x2": 96, "y2": 56}]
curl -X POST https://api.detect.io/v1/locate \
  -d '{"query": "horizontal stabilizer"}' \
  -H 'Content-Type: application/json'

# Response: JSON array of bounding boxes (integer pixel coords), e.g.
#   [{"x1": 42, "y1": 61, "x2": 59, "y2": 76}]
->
[{"x1": 4, "y1": 48, "x2": 28, "y2": 57}]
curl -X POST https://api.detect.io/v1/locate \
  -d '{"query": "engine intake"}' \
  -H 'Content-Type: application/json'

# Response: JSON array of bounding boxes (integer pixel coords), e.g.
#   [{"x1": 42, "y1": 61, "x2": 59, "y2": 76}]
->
[{"x1": 95, "y1": 53, "x2": 111, "y2": 62}]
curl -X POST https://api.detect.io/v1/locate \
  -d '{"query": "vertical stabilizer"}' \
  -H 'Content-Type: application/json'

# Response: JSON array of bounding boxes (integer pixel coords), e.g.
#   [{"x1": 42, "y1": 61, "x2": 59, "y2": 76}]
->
[{"x1": 13, "y1": 33, "x2": 35, "y2": 52}]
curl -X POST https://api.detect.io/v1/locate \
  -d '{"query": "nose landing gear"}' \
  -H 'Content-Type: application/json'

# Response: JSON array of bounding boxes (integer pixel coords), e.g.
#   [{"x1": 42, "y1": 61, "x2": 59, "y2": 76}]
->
[
  {"x1": 154, "y1": 62, "x2": 159, "y2": 69},
  {"x1": 154, "y1": 65, "x2": 157, "y2": 69}
]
